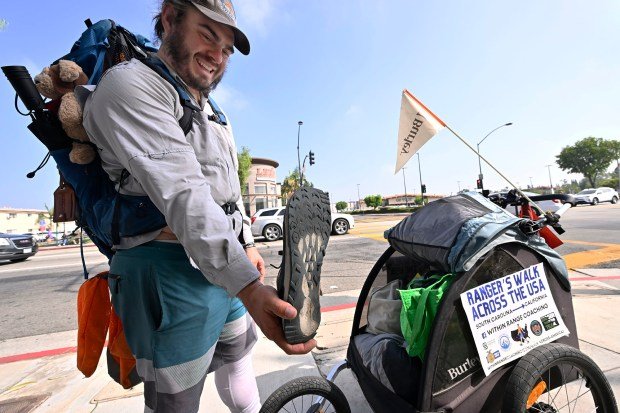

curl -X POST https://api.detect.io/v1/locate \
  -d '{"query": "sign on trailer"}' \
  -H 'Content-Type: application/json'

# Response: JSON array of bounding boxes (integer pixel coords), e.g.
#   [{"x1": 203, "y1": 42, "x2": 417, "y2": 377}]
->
[{"x1": 460, "y1": 263, "x2": 569, "y2": 375}]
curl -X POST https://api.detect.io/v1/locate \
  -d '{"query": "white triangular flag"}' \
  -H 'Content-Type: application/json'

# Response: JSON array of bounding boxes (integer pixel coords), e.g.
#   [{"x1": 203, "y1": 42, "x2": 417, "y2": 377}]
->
[{"x1": 395, "y1": 90, "x2": 446, "y2": 173}]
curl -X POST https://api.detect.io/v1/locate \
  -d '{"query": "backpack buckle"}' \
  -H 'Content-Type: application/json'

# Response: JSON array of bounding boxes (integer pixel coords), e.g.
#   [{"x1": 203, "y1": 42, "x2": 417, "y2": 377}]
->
[{"x1": 221, "y1": 202, "x2": 237, "y2": 215}]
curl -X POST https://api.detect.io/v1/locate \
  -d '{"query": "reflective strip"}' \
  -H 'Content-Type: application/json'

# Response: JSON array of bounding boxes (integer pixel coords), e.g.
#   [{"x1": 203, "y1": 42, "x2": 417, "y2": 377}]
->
[{"x1": 136, "y1": 344, "x2": 216, "y2": 394}]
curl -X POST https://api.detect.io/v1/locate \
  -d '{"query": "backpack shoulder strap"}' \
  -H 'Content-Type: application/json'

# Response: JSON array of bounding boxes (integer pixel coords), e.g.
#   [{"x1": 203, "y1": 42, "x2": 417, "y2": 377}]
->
[
  {"x1": 140, "y1": 55, "x2": 199, "y2": 135},
  {"x1": 207, "y1": 96, "x2": 227, "y2": 126}
]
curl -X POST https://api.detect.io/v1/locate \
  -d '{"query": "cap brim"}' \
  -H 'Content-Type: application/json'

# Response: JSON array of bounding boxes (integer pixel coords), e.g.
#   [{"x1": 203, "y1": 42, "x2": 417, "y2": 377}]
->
[{"x1": 191, "y1": 2, "x2": 250, "y2": 55}]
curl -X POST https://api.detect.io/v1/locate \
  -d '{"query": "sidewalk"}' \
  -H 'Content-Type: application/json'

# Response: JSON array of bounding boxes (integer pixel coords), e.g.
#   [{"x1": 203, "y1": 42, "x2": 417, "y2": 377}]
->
[
  {"x1": 0, "y1": 330, "x2": 319, "y2": 413},
  {"x1": 0, "y1": 268, "x2": 618, "y2": 412}
]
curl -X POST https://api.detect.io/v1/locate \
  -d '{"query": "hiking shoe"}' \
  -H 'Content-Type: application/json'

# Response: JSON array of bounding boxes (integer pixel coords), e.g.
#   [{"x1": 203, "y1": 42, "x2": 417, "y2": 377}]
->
[{"x1": 277, "y1": 187, "x2": 332, "y2": 344}]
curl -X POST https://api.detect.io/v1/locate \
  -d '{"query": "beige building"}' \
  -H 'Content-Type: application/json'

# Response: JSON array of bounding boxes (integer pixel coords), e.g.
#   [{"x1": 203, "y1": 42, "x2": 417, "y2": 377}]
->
[
  {"x1": 383, "y1": 193, "x2": 444, "y2": 206},
  {"x1": 0, "y1": 208, "x2": 48, "y2": 234},
  {"x1": 242, "y1": 158, "x2": 282, "y2": 216},
  {"x1": 0, "y1": 208, "x2": 78, "y2": 235}
]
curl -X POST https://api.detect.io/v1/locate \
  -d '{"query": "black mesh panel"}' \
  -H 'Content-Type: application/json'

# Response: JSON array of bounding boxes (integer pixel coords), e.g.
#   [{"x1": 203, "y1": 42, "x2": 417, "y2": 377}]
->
[{"x1": 431, "y1": 249, "x2": 524, "y2": 393}]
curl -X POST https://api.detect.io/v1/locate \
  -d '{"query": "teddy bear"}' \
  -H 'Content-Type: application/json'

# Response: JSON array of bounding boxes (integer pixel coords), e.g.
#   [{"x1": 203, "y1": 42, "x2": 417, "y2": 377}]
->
[{"x1": 34, "y1": 60, "x2": 96, "y2": 164}]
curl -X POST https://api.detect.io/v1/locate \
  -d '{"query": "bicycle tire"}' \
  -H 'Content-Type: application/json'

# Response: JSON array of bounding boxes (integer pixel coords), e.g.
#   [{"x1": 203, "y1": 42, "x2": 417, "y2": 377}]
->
[
  {"x1": 502, "y1": 343, "x2": 617, "y2": 412},
  {"x1": 260, "y1": 376, "x2": 351, "y2": 413}
]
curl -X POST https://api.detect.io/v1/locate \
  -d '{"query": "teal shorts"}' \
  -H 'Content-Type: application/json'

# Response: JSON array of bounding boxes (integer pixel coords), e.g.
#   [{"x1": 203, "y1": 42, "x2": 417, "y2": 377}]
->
[{"x1": 109, "y1": 241, "x2": 256, "y2": 411}]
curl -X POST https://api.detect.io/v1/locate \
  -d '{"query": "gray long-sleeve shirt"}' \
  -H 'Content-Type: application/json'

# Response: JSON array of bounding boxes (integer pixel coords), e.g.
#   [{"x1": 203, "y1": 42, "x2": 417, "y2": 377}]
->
[{"x1": 82, "y1": 59, "x2": 259, "y2": 296}]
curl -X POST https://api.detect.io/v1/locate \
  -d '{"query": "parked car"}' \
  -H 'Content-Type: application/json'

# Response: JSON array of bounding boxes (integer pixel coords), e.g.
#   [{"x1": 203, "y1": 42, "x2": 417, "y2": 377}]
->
[
  {"x1": 24, "y1": 232, "x2": 50, "y2": 243},
  {"x1": 0, "y1": 233, "x2": 38, "y2": 262},
  {"x1": 488, "y1": 190, "x2": 563, "y2": 214},
  {"x1": 251, "y1": 207, "x2": 355, "y2": 241},
  {"x1": 571, "y1": 187, "x2": 619, "y2": 206}
]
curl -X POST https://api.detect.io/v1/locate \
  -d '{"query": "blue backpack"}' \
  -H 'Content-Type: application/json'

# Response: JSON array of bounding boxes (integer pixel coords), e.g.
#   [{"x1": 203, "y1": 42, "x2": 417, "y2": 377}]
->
[{"x1": 3, "y1": 19, "x2": 228, "y2": 273}]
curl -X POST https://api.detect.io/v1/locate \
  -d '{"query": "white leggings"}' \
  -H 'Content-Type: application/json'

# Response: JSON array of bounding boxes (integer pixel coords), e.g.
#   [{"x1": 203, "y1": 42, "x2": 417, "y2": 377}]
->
[{"x1": 214, "y1": 350, "x2": 261, "y2": 413}]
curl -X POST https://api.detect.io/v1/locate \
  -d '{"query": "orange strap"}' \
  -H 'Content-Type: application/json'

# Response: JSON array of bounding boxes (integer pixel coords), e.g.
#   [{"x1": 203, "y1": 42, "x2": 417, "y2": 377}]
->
[
  {"x1": 76, "y1": 271, "x2": 111, "y2": 377},
  {"x1": 108, "y1": 309, "x2": 139, "y2": 389}
]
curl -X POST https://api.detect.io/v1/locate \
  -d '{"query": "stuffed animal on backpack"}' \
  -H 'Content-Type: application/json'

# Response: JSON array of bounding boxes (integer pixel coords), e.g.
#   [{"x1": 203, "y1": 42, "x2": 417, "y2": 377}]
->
[{"x1": 34, "y1": 60, "x2": 96, "y2": 165}]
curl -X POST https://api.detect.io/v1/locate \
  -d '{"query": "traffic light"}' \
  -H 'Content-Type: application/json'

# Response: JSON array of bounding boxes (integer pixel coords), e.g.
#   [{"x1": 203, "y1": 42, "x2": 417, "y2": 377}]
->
[
  {"x1": 309, "y1": 151, "x2": 315, "y2": 165},
  {"x1": 421, "y1": 184, "x2": 427, "y2": 194},
  {"x1": 476, "y1": 179, "x2": 483, "y2": 189}
]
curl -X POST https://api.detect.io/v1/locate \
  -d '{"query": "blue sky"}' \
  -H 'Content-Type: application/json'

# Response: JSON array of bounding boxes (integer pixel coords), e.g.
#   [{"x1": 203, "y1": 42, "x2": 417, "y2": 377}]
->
[{"x1": 1, "y1": 1, "x2": 619, "y2": 209}]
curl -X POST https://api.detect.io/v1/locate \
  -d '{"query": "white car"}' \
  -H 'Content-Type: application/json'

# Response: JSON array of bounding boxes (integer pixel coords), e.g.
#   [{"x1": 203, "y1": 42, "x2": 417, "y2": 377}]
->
[
  {"x1": 571, "y1": 187, "x2": 619, "y2": 206},
  {"x1": 250, "y1": 207, "x2": 355, "y2": 241}
]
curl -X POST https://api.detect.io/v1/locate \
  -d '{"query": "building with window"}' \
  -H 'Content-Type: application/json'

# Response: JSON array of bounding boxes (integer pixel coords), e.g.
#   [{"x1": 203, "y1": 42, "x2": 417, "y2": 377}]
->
[
  {"x1": 0, "y1": 208, "x2": 49, "y2": 234},
  {"x1": 242, "y1": 158, "x2": 282, "y2": 216},
  {"x1": 383, "y1": 193, "x2": 444, "y2": 206},
  {"x1": 0, "y1": 208, "x2": 79, "y2": 236}
]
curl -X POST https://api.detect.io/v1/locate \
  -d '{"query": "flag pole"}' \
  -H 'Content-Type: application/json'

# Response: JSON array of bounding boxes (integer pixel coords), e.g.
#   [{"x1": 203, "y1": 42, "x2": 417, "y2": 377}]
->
[{"x1": 443, "y1": 125, "x2": 545, "y2": 215}]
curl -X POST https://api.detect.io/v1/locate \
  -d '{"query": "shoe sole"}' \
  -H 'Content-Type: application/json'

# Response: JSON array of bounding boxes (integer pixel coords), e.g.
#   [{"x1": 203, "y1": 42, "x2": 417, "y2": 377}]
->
[{"x1": 279, "y1": 187, "x2": 331, "y2": 344}]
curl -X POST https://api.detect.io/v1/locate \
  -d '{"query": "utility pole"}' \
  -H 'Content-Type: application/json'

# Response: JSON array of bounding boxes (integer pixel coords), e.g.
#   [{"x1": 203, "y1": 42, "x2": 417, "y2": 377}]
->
[
  {"x1": 546, "y1": 165, "x2": 554, "y2": 193},
  {"x1": 357, "y1": 183, "x2": 361, "y2": 211}
]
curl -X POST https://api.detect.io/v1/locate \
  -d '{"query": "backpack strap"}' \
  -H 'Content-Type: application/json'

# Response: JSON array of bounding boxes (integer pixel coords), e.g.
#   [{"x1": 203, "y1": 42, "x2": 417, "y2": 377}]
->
[
  {"x1": 207, "y1": 96, "x2": 227, "y2": 126},
  {"x1": 109, "y1": 57, "x2": 201, "y2": 245},
  {"x1": 140, "y1": 55, "x2": 200, "y2": 135}
]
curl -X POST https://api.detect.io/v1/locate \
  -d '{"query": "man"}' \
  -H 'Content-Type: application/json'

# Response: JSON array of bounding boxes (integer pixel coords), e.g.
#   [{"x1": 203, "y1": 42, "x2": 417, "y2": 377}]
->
[{"x1": 83, "y1": 1, "x2": 315, "y2": 411}]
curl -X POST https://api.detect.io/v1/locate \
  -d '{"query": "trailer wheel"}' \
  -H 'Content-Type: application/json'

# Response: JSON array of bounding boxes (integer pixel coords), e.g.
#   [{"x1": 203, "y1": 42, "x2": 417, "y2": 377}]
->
[
  {"x1": 502, "y1": 343, "x2": 617, "y2": 412},
  {"x1": 260, "y1": 376, "x2": 350, "y2": 413}
]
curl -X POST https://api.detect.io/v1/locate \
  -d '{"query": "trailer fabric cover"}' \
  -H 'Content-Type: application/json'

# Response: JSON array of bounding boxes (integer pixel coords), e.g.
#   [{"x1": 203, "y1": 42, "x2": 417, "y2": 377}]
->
[
  {"x1": 385, "y1": 191, "x2": 569, "y2": 287},
  {"x1": 353, "y1": 333, "x2": 422, "y2": 406}
]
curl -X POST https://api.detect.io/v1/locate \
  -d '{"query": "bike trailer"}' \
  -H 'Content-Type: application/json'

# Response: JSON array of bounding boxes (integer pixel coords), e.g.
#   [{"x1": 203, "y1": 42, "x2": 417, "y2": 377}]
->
[{"x1": 347, "y1": 191, "x2": 579, "y2": 412}]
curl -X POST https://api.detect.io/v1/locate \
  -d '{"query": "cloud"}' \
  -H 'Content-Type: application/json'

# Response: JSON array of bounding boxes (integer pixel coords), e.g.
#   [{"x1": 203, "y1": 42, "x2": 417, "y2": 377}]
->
[
  {"x1": 211, "y1": 84, "x2": 249, "y2": 111},
  {"x1": 345, "y1": 105, "x2": 361, "y2": 117},
  {"x1": 236, "y1": 0, "x2": 286, "y2": 36},
  {"x1": 19, "y1": 58, "x2": 43, "y2": 79},
  {"x1": 381, "y1": 162, "x2": 395, "y2": 175}
]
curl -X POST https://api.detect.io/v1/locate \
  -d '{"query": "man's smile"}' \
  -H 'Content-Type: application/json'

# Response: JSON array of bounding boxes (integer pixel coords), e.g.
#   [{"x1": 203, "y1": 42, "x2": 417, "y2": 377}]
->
[{"x1": 196, "y1": 56, "x2": 216, "y2": 74}]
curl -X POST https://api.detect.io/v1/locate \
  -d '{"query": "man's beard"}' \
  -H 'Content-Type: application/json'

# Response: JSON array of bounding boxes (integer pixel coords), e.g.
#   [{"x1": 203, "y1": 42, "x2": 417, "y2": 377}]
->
[{"x1": 163, "y1": 29, "x2": 225, "y2": 96}]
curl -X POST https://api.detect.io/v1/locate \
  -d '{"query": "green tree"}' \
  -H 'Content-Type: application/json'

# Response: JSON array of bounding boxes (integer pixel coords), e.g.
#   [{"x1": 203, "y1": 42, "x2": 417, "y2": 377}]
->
[
  {"x1": 43, "y1": 204, "x2": 53, "y2": 225},
  {"x1": 237, "y1": 146, "x2": 252, "y2": 195},
  {"x1": 280, "y1": 168, "x2": 313, "y2": 203},
  {"x1": 556, "y1": 137, "x2": 616, "y2": 188},
  {"x1": 610, "y1": 139, "x2": 620, "y2": 191},
  {"x1": 335, "y1": 201, "x2": 348, "y2": 211},
  {"x1": 364, "y1": 194, "x2": 383, "y2": 209}
]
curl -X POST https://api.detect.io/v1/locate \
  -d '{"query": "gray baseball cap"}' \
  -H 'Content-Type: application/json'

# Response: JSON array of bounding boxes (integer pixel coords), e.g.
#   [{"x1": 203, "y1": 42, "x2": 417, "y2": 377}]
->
[{"x1": 190, "y1": 0, "x2": 250, "y2": 55}]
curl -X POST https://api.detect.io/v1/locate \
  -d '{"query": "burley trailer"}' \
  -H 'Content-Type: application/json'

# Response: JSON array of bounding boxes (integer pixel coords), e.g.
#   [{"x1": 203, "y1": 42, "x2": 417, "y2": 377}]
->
[{"x1": 260, "y1": 190, "x2": 617, "y2": 413}]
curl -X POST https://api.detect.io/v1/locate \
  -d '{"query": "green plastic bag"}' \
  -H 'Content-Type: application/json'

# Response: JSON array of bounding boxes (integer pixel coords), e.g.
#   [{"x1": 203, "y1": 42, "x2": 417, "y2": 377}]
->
[{"x1": 399, "y1": 273, "x2": 454, "y2": 360}]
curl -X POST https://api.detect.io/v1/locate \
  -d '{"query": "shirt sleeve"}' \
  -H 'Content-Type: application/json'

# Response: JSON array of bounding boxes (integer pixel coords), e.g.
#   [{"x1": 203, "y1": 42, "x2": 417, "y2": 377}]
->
[{"x1": 82, "y1": 63, "x2": 259, "y2": 296}]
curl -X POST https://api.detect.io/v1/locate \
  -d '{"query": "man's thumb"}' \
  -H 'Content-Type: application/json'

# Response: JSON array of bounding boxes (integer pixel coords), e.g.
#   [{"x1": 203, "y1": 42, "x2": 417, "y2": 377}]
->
[{"x1": 274, "y1": 300, "x2": 297, "y2": 319}]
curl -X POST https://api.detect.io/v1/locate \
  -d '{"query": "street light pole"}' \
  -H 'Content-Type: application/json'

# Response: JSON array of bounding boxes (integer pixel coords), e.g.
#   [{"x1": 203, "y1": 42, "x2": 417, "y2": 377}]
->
[
  {"x1": 477, "y1": 122, "x2": 513, "y2": 191},
  {"x1": 297, "y1": 121, "x2": 303, "y2": 186},
  {"x1": 457, "y1": 180, "x2": 461, "y2": 192},
  {"x1": 546, "y1": 164, "x2": 554, "y2": 192},
  {"x1": 301, "y1": 154, "x2": 309, "y2": 184},
  {"x1": 417, "y1": 153, "x2": 424, "y2": 205},
  {"x1": 529, "y1": 176, "x2": 534, "y2": 189},
  {"x1": 357, "y1": 183, "x2": 361, "y2": 211},
  {"x1": 402, "y1": 167, "x2": 408, "y2": 207}
]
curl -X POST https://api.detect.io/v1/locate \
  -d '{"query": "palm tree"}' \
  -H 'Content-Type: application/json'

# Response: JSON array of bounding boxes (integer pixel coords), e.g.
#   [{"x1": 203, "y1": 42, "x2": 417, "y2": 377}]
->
[{"x1": 280, "y1": 168, "x2": 313, "y2": 204}]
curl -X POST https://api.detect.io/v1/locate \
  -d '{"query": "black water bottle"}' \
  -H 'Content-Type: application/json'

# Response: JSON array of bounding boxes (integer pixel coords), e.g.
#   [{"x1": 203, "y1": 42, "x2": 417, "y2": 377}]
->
[{"x1": 2, "y1": 65, "x2": 45, "y2": 113}]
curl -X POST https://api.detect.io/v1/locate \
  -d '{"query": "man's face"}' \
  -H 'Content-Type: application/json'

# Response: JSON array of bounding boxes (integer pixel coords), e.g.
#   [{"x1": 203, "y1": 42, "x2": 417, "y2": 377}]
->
[{"x1": 162, "y1": 5, "x2": 235, "y2": 95}]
